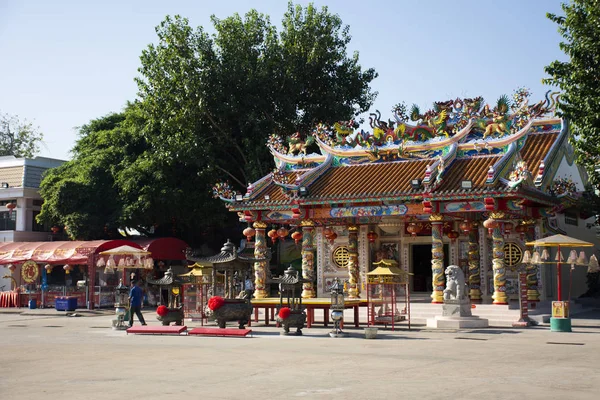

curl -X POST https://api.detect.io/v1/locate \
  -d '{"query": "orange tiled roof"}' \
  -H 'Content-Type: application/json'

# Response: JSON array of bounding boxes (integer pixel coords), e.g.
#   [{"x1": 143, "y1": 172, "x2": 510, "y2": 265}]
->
[
  {"x1": 520, "y1": 132, "x2": 558, "y2": 174},
  {"x1": 434, "y1": 156, "x2": 501, "y2": 193},
  {"x1": 307, "y1": 159, "x2": 431, "y2": 200}
]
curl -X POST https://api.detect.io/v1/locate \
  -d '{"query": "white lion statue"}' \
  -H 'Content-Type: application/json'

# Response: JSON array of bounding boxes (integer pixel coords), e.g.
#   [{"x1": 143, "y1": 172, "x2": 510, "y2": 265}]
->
[{"x1": 443, "y1": 265, "x2": 468, "y2": 301}]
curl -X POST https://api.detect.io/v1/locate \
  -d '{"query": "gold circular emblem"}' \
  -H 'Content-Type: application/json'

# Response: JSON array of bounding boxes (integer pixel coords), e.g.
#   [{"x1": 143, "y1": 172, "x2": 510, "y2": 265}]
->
[
  {"x1": 22, "y1": 260, "x2": 40, "y2": 283},
  {"x1": 503, "y1": 242, "x2": 523, "y2": 267},
  {"x1": 332, "y1": 246, "x2": 350, "y2": 269}
]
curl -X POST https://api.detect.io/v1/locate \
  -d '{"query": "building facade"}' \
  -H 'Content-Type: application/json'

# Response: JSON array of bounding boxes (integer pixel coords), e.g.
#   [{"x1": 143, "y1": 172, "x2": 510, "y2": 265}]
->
[{"x1": 215, "y1": 90, "x2": 598, "y2": 304}]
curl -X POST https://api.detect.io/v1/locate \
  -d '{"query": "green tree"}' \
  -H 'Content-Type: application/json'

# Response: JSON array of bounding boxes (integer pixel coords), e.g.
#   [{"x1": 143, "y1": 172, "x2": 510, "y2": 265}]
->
[
  {"x1": 544, "y1": 0, "x2": 600, "y2": 185},
  {"x1": 0, "y1": 112, "x2": 44, "y2": 157},
  {"x1": 136, "y1": 2, "x2": 377, "y2": 188}
]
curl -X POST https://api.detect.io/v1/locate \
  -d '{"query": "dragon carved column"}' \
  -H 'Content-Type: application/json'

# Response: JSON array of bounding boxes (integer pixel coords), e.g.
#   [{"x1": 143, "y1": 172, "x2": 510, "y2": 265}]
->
[
  {"x1": 300, "y1": 220, "x2": 316, "y2": 299},
  {"x1": 430, "y1": 214, "x2": 445, "y2": 304},
  {"x1": 468, "y1": 222, "x2": 482, "y2": 302},
  {"x1": 347, "y1": 225, "x2": 361, "y2": 299},
  {"x1": 253, "y1": 221, "x2": 269, "y2": 299},
  {"x1": 525, "y1": 219, "x2": 540, "y2": 302},
  {"x1": 491, "y1": 213, "x2": 508, "y2": 305}
]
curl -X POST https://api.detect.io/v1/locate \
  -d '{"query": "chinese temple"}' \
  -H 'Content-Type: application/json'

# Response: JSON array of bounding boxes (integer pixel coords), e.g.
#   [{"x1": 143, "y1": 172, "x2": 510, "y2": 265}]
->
[{"x1": 214, "y1": 89, "x2": 592, "y2": 305}]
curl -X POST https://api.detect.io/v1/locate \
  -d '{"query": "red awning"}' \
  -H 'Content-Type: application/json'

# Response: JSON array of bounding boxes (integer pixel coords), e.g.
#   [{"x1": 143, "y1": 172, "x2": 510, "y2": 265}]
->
[
  {"x1": 0, "y1": 240, "x2": 143, "y2": 265},
  {"x1": 132, "y1": 238, "x2": 189, "y2": 260}
]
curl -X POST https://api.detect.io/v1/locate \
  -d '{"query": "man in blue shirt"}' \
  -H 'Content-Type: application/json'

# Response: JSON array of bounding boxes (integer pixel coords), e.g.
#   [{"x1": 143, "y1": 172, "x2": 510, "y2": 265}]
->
[{"x1": 128, "y1": 280, "x2": 147, "y2": 327}]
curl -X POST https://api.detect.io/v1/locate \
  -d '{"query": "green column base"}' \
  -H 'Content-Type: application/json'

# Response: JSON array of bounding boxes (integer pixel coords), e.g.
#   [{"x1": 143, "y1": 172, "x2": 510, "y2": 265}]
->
[{"x1": 550, "y1": 317, "x2": 572, "y2": 332}]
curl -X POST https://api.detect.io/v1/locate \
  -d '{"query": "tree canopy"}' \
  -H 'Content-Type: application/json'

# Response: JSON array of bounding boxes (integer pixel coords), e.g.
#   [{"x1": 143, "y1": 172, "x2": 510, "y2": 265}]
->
[
  {"x1": 37, "y1": 2, "x2": 377, "y2": 246},
  {"x1": 544, "y1": 0, "x2": 600, "y2": 185},
  {"x1": 0, "y1": 112, "x2": 44, "y2": 158}
]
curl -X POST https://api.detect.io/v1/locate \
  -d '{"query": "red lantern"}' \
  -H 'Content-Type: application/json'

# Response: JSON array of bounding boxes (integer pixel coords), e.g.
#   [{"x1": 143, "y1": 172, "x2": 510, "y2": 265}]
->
[
  {"x1": 406, "y1": 222, "x2": 423, "y2": 237},
  {"x1": 291, "y1": 231, "x2": 303, "y2": 245},
  {"x1": 328, "y1": 231, "x2": 337, "y2": 244},
  {"x1": 459, "y1": 220, "x2": 471, "y2": 234},
  {"x1": 267, "y1": 229, "x2": 279, "y2": 244},
  {"x1": 482, "y1": 218, "x2": 498, "y2": 235},
  {"x1": 447, "y1": 230, "x2": 459, "y2": 242},
  {"x1": 6, "y1": 203, "x2": 16, "y2": 210},
  {"x1": 367, "y1": 231, "x2": 378, "y2": 243},
  {"x1": 277, "y1": 227, "x2": 289, "y2": 240},
  {"x1": 51, "y1": 226, "x2": 60, "y2": 234},
  {"x1": 242, "y1": 227, "x2": 256, "y2": 242}
]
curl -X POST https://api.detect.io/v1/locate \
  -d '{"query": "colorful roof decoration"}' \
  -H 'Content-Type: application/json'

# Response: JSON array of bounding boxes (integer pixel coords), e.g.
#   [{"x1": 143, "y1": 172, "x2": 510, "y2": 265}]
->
[{"x1": 214, "y1": 89, "x2": 571, "y2": 219}]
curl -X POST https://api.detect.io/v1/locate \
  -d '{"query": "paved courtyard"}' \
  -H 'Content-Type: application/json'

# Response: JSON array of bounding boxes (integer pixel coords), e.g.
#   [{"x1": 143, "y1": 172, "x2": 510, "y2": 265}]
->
[{"x1": 1, "y1": 310, "x2": 599, "y2": 400}]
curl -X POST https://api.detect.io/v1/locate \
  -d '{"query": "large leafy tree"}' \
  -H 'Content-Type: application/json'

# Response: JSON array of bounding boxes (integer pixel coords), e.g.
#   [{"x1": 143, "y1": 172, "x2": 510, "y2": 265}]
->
[
  {"x1": 38, "y1": 2, "x2": 377, "y2": 246},
  {"x1": 544, "y1": 0, "x2": 600, "y2": 185},
  {"x1": 136, "y1": 2, "x2": 377, "y2": 188},
  {"x1": 0, "y1": 112, "x2": 44, "y2": 157}
]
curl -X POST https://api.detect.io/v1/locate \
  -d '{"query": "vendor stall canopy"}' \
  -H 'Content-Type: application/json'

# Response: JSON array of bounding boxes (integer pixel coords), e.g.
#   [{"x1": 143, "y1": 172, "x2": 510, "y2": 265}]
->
[
  {"x1": 0, "y1": 238, "x2": 191, "y2": 265},
  {"x1": 0, "y1": 240, "x2": 143, "y2": 265}
]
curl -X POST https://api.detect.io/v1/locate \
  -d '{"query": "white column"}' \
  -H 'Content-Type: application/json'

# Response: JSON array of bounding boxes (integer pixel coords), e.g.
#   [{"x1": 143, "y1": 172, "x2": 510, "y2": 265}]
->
[{"x1": 16, "y1": 197, "x2": 27, "y2": 231}]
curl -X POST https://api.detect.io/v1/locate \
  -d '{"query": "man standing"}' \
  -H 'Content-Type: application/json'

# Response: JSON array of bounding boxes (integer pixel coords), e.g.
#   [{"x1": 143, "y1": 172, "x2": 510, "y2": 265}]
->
[{"x1": 128, "y1": 280, "x2": 146, "y2": 327}]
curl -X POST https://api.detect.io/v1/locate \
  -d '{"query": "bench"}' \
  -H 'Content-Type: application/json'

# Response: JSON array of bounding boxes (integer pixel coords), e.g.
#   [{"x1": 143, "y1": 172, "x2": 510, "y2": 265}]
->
[
  {"x1": 188, "y1": 327, "x2": 252, "y2": 337},
  {"x1": 126, "y1": 325, "x2": 187, "y2": 335}
]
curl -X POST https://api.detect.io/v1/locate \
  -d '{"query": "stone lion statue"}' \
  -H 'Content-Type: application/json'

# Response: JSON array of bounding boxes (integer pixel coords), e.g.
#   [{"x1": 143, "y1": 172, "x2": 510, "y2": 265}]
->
[{"x1": 443, "y1": 265, "x2": 468, "y2": 301}]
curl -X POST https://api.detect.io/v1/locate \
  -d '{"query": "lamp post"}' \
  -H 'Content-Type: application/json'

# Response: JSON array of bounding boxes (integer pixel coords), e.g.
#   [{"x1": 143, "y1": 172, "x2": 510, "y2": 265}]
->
[{"x1": 329, "y1": 278, "x2": 346, "y2": 338}]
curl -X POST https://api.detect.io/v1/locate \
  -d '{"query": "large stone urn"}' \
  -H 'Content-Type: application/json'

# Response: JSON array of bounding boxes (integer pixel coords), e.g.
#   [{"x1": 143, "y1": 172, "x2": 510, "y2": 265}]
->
[
  {"x1": 157, "y1": 306, "x2": 184, "y2": 326},
  {"x1": 276, "y1": 309, "x2": 306, "y2": 336}
]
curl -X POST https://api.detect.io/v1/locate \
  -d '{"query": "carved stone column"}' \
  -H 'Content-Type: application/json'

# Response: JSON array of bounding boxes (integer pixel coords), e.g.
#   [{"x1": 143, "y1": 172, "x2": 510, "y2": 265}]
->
[
  {"x1": 253, "y1": 221, "x2": 269, "y2": 299},
  {"x1": 491, "y1": 213, "x2": 508, "y2": 305},
  {"x1": 524, "y1": 220, "x2": 540, "y2": 302},
  {"x1": 300, "y1": 220, "x2": 316, "y2": 298},
  {"x1": 468, "y1": 222, "x2": 482, "y2": 302},
  {"x1": 430, "y1": 214, "x2": 445, "y2": 303},
  {"x1": 347, "y1": 225, "x2": 360, "y2": 299}
]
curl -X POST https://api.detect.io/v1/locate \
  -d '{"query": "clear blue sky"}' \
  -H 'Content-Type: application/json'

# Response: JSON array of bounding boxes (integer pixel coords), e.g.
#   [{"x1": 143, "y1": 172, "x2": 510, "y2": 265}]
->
[{"x1": 0, "y1": 0, "x2": 566, "y2": 161}]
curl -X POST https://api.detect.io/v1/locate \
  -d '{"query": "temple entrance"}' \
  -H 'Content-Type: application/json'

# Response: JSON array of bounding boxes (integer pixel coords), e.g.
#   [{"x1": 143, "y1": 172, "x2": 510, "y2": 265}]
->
[{"x1": 411, "y1": 244, "x2": 449, "y2": 292}]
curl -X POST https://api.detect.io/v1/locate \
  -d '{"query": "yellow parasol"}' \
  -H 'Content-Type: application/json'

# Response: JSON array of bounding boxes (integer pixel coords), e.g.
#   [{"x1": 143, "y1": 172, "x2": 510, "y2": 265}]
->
[{"x1": 525, "y1": 234, "x2": 594, "y2": 248}]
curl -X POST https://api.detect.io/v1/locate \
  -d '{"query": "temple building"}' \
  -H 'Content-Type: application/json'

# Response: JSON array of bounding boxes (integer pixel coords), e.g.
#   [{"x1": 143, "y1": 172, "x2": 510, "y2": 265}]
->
[{"x1": 214, "y1": 89, "x2": 597, "y2": 304}]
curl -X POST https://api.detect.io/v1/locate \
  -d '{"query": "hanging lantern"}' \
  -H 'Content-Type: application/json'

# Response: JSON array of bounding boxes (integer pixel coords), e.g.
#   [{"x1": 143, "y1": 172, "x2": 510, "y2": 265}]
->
[
  {"x1": 44, "y1": 264, "x2": 53, "y2": 272},
  {"x1": 459, "y1": 220, "x2": 471, "y2": 234},
  {"x1": 515, "y1": 223, "x2": 528, "y2": 240},
  {"x1": 541, "y1": 249, "x2": 549, "y2": 261},
  {"x1": 118, "y1": 258, "x2": 126, "y2": 268},
  {"x1": 406, "y1": 222, "x2": 423, "y2": 237},
  {"x1": 7, "y1": 264, "x2": 15, "y2": 273},
  {"x1": 482, "y1": 218, "x2": 498, "y2": 235},
  {"x1": 51, "y1": 226, "x2": 60, "y2": 234},
  {"x1": 6, "y1": 203, "x2": 16, "y2": 211},
  {"x1": 243, "y1": 226, "x2": 256, "y2": 242},
  {"x1": 447, "y1": 230, "x2": 459, "y2": 242},
  {"x1": 367, "y1": 231, "x2": 379, "y2": 243},
  {"x1": 96, "y1": 257, "x2": 106, "y2": 267},
  {"x1": 267, "y1": 229, "x2": 279, "y2": 244},
  {"x1": 144, "y1": 257, "x2": 154, "y2": 270},
  {"x1": 328, "y1": 231, "x2": 337, "y2": 244},
  {"x1": 107, "y1": 255, "x2": 116, "y2": 268},
  {"x1": 63, "y1": 264, "x2": 71, "y2": 274},
  {"x1": 291, "y1": 231, "x2": 303, "y2": 245},
  {"x1": 503, "y1": 222, "x2": 513, "y2": 236},
  {"x1": 277, "y1": 227, "x2": 289, "y2": 240}
]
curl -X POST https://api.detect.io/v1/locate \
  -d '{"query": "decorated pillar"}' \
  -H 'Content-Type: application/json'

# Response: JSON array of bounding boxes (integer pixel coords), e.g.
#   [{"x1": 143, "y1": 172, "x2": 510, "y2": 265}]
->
[
  {"x1": 253, "y1": 221, "x2": 269, "y2": 299},
  {"x1": 300, "y1": 220, "x2": 316, "y2": 298},
  {"x1": 468, "y1": 222, "x2": 482, "y2": 302},
  {"x1": 491, "y1": 213, "x2": 508, "y2": 305},
  {"x1": 347, "y1": 225, "x2": 360, "y2": 299},
  {"x1": 524, "y1": 219, "x2": 540, "y2": 302},
  {"x1": 430, "y1": 214, "x2": 445, "y2": 303}
]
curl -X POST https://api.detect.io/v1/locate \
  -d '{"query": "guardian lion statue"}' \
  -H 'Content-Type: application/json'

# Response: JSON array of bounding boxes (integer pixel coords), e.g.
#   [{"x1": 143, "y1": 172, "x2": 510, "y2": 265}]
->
[{"x1": 443, "y1": 265, "x2": 468, "y2": 302}]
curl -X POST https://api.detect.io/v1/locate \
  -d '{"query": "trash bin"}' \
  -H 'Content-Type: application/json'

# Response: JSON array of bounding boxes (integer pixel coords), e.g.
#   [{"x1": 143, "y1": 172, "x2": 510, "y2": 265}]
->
[{"x1": 28, "y1": 299, "x2": 37, "y2": 309}]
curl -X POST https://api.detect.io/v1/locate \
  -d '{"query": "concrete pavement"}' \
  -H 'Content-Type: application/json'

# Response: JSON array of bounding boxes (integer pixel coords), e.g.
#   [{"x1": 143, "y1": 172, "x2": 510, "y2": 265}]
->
[{"x1": 1, "y1": 309, "x2": 600, "y2": 400}]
